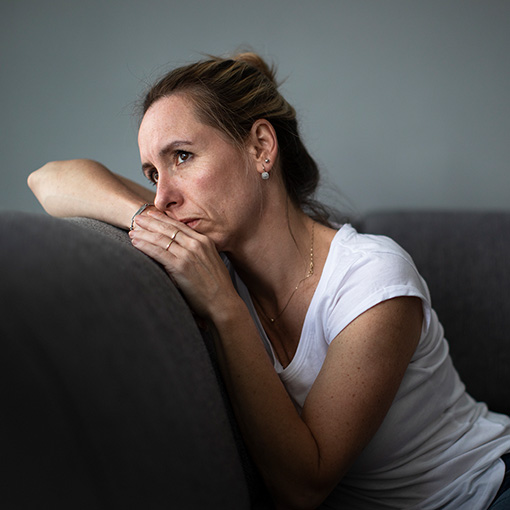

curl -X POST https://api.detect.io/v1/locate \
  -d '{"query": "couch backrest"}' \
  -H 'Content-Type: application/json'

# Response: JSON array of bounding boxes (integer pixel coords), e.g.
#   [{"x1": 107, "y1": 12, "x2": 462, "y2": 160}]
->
[
  {"x1": 360, "y1": 211, "x2": 510, "y2": 416},
  {"x1": 0, "y1": 212, "x2": 255, "y2": 509}
]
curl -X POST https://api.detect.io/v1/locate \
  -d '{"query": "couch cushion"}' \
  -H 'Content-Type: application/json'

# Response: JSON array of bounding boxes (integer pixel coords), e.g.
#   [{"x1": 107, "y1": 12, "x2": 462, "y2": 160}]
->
[
  {"x1": 0, "y1": 212, "x2": 251, "y2": 509},
  {"x1": 360, "y1": 211, "x2": 510, "y2": 416}
]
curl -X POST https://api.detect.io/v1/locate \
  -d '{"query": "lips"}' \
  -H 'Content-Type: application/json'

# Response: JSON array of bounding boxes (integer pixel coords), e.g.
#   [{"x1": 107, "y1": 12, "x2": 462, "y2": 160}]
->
[{"x1": 181, "y1": 218, "x2": 200, "y2": 229}]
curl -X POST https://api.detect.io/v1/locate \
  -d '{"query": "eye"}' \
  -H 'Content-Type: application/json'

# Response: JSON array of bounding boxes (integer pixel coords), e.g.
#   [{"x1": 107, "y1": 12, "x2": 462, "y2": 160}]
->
[
  {"x1": 176, "y1": 151, "x2": 192, "y2": 165},
  {"x1": 146, "y1": 168, "x2": 159, "y2": 186}
]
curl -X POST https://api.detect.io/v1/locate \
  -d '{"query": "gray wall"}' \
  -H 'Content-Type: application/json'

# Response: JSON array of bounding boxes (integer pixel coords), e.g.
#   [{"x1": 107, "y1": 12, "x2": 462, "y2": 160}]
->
[{"x1": 2, "y1": 0, "x2": 509, "y2": 217}]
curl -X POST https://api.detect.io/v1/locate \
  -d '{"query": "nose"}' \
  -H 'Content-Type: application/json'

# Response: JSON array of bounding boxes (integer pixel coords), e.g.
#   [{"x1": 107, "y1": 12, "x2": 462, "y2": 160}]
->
[{"x1": 153, "y1": 173, "x2": 181, "y2": 213}]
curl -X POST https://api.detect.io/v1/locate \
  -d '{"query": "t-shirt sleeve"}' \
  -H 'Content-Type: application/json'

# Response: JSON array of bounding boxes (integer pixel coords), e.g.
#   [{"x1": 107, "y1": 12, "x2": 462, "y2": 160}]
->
[{"x1": 324, "y1": 247, "x2": 432, "y2": 344}]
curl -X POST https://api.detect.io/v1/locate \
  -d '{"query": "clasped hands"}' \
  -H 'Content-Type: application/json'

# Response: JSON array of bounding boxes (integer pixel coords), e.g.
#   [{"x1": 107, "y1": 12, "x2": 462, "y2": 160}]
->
[{"x1": 129, "y1": 209, "x2": 234, "y2": 320}]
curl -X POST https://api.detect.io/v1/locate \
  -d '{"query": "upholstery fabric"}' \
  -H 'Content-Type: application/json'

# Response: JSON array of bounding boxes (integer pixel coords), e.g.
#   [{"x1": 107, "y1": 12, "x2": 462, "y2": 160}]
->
[
  {"x1": 1, "y1": 209, "x2": 508, "y2": 508},
  {"x1": 0, "y1": 212, "x2": 252, "y2": 509},
  {"x1": 360, "y1": 211, "x2": 510, "y2": 415}
]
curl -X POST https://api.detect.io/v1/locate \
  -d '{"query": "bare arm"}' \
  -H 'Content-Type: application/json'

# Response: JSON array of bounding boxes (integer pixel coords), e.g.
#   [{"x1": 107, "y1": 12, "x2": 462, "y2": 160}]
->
[
  {"x1": 127, "y1": 209, "x2": 423, "y2": 510},
  {"x1": 27, "y1": 159, "x2": 155, "y2": 229},
  {"x1": 211, "y1": 297, "x2": 422, "y2": 509}
]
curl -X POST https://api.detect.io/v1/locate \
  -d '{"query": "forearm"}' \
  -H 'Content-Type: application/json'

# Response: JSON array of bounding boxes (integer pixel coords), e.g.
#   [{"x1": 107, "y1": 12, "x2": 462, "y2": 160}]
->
[
  {"x1": 27, "y1": 159, "x2": 154, "y2": 229},
  {"x1": 210, "y1": 309, "x2": 332, "y2": 509}
]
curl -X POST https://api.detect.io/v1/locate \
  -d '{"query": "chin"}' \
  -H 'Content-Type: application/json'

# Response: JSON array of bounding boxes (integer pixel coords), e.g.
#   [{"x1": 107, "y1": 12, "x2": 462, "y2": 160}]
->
[{"x1": 209, "y1": 234, "x2": 228, "y2": 253}]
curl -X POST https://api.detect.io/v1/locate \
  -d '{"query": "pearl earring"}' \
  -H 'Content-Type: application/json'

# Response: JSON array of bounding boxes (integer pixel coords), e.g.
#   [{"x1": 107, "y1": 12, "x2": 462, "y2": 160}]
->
[{"x1": 261, "y1": 158, "x2": 270, "y2": 180}]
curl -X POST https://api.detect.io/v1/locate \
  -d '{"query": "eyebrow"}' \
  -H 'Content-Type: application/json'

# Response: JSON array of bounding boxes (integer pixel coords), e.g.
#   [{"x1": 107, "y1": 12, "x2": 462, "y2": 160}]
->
[{"x1": 141, "y1": 140, "x2": 193, "y2": 172}]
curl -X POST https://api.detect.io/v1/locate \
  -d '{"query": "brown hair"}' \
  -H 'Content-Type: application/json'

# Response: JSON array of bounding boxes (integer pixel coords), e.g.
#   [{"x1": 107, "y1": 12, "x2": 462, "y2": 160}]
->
[{"x1": 141, "y1": 52, "x2": 328, "y2": 221}]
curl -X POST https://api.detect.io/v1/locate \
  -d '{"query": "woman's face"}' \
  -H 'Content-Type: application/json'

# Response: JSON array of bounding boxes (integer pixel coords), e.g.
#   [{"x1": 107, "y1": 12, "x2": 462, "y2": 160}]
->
[{"x1": 138, "y1": 94, "x2": 261, "y2": 251}]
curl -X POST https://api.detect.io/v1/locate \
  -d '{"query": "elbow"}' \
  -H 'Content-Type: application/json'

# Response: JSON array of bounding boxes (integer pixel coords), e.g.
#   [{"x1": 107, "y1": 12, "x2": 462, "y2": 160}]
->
[
  {"x1": 273, "y1": 492, "x2": 330, "y2": 510},
  {"x1": 271, "y1": 478, "x2": 336, "y2": 510},
  {"x1": 265, "y1": 449, "x2": 343, "y2": 510},
  {"x1": 27, "y1": 164, "x2": 42, "y2": 192},
  {"x1": 27, "y1": 162, "x2": 50, "y2": 197},
  {"x1": 27, "y1": 160, "x2": 60, "y2": 191},
  {"x1": 28, "y1": 158, "x2": 89, "y2": 185},
  {"x1": 27, "y1": 160, "x2": 68, "y2": 211}
]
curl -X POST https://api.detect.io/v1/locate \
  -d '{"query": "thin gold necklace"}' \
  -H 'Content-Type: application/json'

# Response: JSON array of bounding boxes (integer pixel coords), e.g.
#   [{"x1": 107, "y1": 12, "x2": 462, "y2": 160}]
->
[{"x1": 255, "y1": 222, "x2": 315, "y2": 324}]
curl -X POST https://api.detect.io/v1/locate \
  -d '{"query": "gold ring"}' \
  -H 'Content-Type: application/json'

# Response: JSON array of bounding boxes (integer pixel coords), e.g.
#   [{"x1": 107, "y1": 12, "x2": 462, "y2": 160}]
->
[{"x1": 165, "y1": 230, "x2": 180, "y2": 251}]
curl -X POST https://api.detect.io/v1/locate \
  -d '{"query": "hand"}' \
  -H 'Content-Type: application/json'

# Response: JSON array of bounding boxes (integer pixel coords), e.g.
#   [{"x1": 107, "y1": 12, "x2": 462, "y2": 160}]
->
[{"x1": 129, "y1": 210, "x2": 238, "y2": 319}]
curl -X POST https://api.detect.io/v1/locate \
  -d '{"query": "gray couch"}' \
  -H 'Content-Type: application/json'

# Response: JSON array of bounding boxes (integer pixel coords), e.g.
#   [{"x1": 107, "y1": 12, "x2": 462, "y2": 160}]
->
[{"x1": 1, "y1": 210, "x2": 509, "y2": 509}]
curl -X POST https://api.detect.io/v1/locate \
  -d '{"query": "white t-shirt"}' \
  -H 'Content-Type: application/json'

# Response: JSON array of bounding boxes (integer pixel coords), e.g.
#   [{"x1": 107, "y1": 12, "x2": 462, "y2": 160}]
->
[{"x1": 226, "y1": 224, "x2": 510, "y2": 509}]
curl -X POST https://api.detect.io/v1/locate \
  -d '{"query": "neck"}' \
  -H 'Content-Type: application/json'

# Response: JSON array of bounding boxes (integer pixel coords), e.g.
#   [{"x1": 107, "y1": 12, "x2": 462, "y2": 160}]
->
[{"x1": 226, "y1": 201, "x2": 315, "y2": 313}]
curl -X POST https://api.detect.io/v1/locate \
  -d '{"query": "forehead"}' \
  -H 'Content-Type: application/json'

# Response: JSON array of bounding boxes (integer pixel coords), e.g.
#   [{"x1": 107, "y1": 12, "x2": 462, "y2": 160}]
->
[{"x1": 138, "y1": 94, "x2": 200, "y2": 146}]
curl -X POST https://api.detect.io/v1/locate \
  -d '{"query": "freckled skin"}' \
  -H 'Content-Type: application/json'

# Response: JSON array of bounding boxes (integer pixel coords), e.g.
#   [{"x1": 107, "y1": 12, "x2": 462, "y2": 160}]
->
[{"x1": 138, "y1": 94, "x2": 263, "y2": 253}]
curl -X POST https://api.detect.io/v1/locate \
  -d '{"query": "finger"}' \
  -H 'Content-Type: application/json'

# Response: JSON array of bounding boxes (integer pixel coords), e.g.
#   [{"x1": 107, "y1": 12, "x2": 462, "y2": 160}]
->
[
  {"x1": 134, "y1": 210, "x2": 200, "y2": 240},
  {"x1": 164, "y1": 228, "x2": 181, "y2": 250},
  {"x1": 133, "y1": 216, "x2": 212, "y2": 258},
  {"x1": 129, "y1": 226, "x2": 209, "y2": 291},
  {"x1": 131, "y1": 225, "x2": 189, "y2": 259},
  {"x1": 130, "y1": 222, "x2": 220, "y2": 283},
  {"x1": 129, "y1": 231, "x2": 181, "y2": 288},
  {"x1": 131, "y1": 229, "x2": 211, "y2": 275},
  {"x1": 129, "y1": 226, "x2": 180, "y2": 255},
  {"x1": 130, "y1": 221, "x2": 232, "y2": 319}
]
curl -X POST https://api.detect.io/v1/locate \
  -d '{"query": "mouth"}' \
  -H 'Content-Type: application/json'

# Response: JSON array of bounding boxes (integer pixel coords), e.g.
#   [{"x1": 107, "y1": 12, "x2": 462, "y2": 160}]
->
[{"x1": 181, "y1": 219, "x2": 200, "y2": 229}]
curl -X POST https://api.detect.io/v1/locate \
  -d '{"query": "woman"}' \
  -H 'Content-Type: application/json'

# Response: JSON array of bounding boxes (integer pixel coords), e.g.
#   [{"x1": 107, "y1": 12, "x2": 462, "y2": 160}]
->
[{"x1": 28, "y1": 52, "x2": 510, "y2": 509}]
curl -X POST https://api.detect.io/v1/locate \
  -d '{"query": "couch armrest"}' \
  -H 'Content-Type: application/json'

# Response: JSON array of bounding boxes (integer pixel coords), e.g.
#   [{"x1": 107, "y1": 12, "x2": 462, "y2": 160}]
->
[{"x1": 0, "y1": 212, "x2": 254, "y2": 509}]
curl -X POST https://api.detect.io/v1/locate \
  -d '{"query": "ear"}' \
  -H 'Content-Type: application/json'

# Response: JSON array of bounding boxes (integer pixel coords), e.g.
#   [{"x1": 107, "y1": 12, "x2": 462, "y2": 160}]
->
[{"x1": 247, "y1": 119, "x2": 278, "y2": 176}]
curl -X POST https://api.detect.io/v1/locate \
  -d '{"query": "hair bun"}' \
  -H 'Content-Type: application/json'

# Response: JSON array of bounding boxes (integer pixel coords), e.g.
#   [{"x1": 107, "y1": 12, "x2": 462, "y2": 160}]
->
[{"x1": 232, "y1": 52, "x2": 277, "y2": 85}]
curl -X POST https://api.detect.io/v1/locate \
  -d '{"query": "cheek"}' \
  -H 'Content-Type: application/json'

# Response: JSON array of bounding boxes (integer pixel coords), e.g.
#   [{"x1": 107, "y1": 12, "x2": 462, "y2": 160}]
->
[
  {"x1": 204, "y1": 165, "x2": 248, "y2": 199},
  {"x1": 190, "y1": 155, "x2": 258, "y2": 216}
]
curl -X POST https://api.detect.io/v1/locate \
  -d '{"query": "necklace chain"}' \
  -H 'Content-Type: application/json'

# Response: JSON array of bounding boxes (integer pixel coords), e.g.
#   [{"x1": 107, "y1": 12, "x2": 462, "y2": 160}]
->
[{"x1": 256, "y1": 221, "x2": 315, "y2": 324}]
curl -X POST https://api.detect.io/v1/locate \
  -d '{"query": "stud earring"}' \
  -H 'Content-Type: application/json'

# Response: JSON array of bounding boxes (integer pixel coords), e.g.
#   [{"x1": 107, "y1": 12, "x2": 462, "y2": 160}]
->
[{"x1": 261, "y1": 158, "x2": 271, "y2": 180}]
